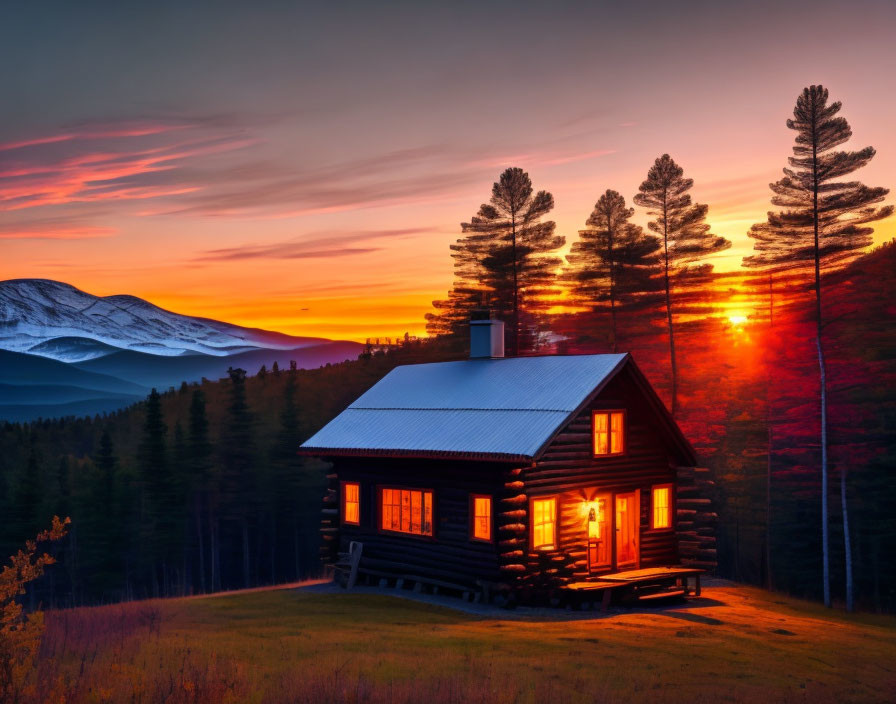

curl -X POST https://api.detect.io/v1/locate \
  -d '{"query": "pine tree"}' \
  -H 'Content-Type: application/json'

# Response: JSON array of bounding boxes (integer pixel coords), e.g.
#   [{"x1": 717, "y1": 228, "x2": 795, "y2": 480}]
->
[
  {"x1": 748, "y1": 85, "x2": 892, "y2": 610},
  {"x1": 220, "y1": 368, "x2": 256, "y2": 588},
  {"x1": 82, "y1": 431, "x2": 124, "y2": 597},
  {"x1": 565, "y1": 189, "x2": 662, "y2": 352},
  {"x1": 430, "y1": 168, "x2": 564, "y2": 354},
  {"x1": 634, "y1": 154, "x2": 730, "y2": 415},
  {"x1": 188, "y1": 389, "x2": 214, "y2": 593},
  {"x1": 137, "y1": 389, "x2": 170, "y2": 596}
]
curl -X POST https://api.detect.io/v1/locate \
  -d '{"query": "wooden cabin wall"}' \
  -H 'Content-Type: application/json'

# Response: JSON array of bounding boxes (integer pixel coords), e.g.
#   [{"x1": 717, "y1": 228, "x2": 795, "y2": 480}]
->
[
  {"x1": 515, "y1": 366, "x2": 680, "y2": 588},
  {"x1": 321, "y1": 457, "x2": 513, "y2": 587}
]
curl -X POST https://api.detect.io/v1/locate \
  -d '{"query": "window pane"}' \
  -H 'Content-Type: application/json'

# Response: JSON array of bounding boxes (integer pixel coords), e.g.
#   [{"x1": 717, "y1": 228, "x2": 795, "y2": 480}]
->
[
  {"x1": 532, "y1": 498, "x2": 556, "y2": 549},
  {"x1": 594, "y1": 413, "x2": 609, "y2": 455},
  {"x1": 380, "y1": 488, "x2": 434, "y2": 536},
  {"x1": 424, "y1": 492, "x2": 433, "y2": 536},
  {"x1": 411, "y1": 490, "x2": 422, "y2": 533},
  {"x1": 473, "y1": 496, "x2": 491, "y2": 540},
  {"x1": 344, "y1": 483, "x2": 360, "y2": 524},
  {"x1": 610, "y1": 413, "x2": 624, "y2": 453},
  {"x1": 653, "y1": 486, "x2": 671, "y2": 528}
]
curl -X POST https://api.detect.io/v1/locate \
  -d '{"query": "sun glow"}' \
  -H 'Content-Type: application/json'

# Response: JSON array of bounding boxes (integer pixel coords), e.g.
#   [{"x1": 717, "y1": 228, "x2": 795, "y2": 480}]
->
[{"x1": 728, "y1": 313, "x2": 749, "y2": 327}]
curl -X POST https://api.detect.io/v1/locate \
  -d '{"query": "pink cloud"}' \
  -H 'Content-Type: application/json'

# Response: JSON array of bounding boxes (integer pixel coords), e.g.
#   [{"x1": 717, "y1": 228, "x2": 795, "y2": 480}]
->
[
  {"x1": 0, "y1": 223, "x2": 116, "y2": 239},
  {"x1": 0, "y1": 128, "x2": 254, "y2": 212}
]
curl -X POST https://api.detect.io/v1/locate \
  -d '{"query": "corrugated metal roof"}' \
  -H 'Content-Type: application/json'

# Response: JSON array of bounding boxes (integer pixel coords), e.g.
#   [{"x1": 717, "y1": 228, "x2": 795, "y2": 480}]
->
[{"x1": 300, "y1": 354, "x2": 627, "y2": 460}]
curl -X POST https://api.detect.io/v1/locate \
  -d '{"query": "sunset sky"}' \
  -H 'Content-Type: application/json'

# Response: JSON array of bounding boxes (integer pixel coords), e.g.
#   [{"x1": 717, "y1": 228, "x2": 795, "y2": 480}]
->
[{"x1": 2, "y1": 1, "x2": 894, "y2": 341}]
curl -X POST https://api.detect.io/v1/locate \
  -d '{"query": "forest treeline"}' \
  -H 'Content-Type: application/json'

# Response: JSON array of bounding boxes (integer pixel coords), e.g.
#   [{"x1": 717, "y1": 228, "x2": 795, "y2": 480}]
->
[
  {"x1": 2, "y1": 84, "x2": 894, "y2": 611},
  {"x1": 0, "y1": 343, "x2": 462, "y2": 604}
]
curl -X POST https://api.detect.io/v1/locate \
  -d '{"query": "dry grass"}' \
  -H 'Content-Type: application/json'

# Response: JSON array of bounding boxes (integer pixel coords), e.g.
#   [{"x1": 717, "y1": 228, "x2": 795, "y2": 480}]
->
[{"x1": 29, "y1": 582, "x2": 896, "y2": 703}]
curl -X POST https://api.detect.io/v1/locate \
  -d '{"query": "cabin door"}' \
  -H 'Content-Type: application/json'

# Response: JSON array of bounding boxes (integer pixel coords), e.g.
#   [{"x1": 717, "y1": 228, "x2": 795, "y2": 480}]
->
[
  {"x1": 586, "y1": 494, "x2": 612, "y2": 573},
  {"x1": 614, "y1": 491, "x2": 639, "y2": 569}
]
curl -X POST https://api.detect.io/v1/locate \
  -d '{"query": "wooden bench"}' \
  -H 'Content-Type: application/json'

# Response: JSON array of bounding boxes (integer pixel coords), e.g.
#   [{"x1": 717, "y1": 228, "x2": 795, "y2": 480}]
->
[{"x1": 333, "y1": 541, "x2": 363, "y2": 590}]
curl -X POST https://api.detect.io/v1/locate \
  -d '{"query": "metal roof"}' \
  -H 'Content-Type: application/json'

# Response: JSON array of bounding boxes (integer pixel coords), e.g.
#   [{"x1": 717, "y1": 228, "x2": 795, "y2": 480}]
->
[{"x1": 300, "y1": 354, "x2": 628, "y2": 460}]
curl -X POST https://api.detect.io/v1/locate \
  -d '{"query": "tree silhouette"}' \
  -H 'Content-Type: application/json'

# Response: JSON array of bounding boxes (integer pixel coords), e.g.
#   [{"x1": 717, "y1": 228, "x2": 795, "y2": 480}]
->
[
  {"x1": 747, "y1": 85, "x2": 893, "y2": 610},
  {"x1": 137, "y1": 388, "x2": 171, "y2": 596},
  {"x1": 634, "y1": 154, "x2": 730, "y2": 415},
  {"x1": 431, "y1": 168, "x2": 564, "y2": 354},
  {"x1": 220, "y1": 368, "x2": 256, "y2": 589},
  {"x1": 565, "y1": 189, "x2": 662, "y2": 352},
  {"x1": 188, "y1": 389, "x2": 214, "y2": 593}
]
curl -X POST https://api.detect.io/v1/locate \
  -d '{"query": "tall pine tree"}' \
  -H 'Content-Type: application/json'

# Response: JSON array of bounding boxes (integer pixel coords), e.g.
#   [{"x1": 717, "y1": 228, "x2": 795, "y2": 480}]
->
[
  {"x1": 220, "y1": 368, "x2": 256, "y2": 589},
  {"x1": 137, "y1": 388, "x2": 171, "y2": 596},
  {"x1": 565, "y1": 189, "x2": 661, "y2": 352},
  {"x1": 634, "y1": 154, "x2": 730, "y2": 415},
  {"x1": 430, "y1": 168, "x2": 564, "y2": 355},
  {"x1": 747, "y1": 85, "x2": 892, "y2": 610}
]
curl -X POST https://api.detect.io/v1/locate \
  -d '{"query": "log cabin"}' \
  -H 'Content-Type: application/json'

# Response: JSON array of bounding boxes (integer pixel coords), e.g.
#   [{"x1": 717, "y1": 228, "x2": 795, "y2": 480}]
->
[{"x1": 299, "y1": 318, "x2": 716, "y2": 605}]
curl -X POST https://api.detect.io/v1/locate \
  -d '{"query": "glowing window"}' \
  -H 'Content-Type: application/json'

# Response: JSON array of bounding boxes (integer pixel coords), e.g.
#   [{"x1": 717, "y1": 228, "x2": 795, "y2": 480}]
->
[
  {"x1": 342, "y1": 482, "x2": 360, "y2": 525},
  {"x1": 380, "y1": 488, "x2": 433, "y2": 536},
  {"x1": 471, "y1": 495, "x2": 492, "y2": 541},
  {"x1": 652, "y1": 484, "x2": 673, "y2": 529},
  {"x1": 593, "y1": 411, "x2": 625, "y2": 456},
  {"x1": 531, "y1": 497, "x2": 557, "y2": 550}
]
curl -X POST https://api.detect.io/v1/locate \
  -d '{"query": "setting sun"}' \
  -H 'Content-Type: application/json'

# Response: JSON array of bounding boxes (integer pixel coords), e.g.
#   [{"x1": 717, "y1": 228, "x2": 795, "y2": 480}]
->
[{"x1": 728, "y1": 313, "x2": 749, "y2": 326}]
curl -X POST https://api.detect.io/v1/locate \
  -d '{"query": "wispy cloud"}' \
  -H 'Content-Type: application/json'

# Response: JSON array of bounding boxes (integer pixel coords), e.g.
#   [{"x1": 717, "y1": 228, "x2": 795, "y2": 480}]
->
[
  {"x1": 0, "y1": 119, "x2": 255, "y2": 213},
  {"x1": 194, "y1": 227, "x2": 428, "y2": 262},
  {"x1": 0, "y1": 211, "x2": 117, "y2": 239}
]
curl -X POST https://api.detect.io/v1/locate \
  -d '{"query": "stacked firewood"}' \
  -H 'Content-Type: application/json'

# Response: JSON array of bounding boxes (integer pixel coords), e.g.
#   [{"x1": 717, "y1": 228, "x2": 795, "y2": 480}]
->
[{"x1": 675, "y1": 466, "x2": 718, "y2": 572}]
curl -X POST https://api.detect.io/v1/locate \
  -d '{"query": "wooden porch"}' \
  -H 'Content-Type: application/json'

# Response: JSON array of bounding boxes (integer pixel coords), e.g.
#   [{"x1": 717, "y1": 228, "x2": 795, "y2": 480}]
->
[{"x1": 564, "y1": 566, "x2": 704, "y2": 610}]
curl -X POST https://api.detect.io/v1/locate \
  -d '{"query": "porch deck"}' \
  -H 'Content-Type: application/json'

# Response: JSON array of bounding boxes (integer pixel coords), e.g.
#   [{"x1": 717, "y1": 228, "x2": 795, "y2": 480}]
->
[{"x1": 564, "y1": 566, "x2": 704, "y2": 610}]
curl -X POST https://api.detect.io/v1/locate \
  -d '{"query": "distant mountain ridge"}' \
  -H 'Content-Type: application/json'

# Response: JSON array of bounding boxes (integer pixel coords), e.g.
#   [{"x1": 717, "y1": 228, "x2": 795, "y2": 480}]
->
[
  {"x1": 0, "y1": 278, "x2": 329, "y2": 361},
  {"x1": 0, "y1": 279, "x2": 363, "y2": 421}
]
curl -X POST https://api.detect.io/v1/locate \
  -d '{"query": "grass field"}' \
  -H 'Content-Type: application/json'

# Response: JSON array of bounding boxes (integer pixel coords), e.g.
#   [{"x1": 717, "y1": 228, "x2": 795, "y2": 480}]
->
[{"x1": 32, "y1": 581, "x2": 896, "y2": 703}]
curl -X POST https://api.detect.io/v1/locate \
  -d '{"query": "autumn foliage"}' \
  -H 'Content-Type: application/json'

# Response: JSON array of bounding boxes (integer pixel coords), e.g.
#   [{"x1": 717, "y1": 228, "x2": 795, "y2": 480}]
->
[{"x1": 0, "y1": 516, "x2": 69, "y2": 703}]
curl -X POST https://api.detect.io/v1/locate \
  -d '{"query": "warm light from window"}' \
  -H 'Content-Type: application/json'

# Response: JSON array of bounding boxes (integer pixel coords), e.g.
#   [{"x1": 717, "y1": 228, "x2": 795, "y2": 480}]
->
[
  {"x1": 532, "y1": 497, "x2": 556, "y2": 550},
  {"x1": 343, "y1": 482, "x2": 360, "y2": 525},
  {"x1": 593, "y1": 411, "x2": 624, "y2": 456},
  {"x1": 652, "y1": 485, "x2": 672, "y2": 529},
  {"x1": 381, "y1": 488, "x2": 433, "y2": 536},
  {"x1": 472, "y1": 495, "x2": 491, "y2": 541}
]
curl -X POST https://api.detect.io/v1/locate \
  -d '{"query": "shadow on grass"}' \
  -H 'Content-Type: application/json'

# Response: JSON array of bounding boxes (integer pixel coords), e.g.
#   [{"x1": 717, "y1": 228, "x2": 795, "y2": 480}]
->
[{"x1": 297, "y1": 582, "x2": 731, "y2": 624}]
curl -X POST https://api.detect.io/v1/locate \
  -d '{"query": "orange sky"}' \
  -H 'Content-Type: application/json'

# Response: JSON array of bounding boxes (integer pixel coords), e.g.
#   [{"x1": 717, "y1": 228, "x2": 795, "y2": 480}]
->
[{"x1": 2, "y1": 3, "x2": 894, "y2": 341}]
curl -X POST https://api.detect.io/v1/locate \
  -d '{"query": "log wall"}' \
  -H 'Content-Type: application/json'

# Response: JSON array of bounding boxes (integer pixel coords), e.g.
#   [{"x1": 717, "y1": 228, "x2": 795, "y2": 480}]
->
[
  {"x1": 513, "y1": 366, "x2": 682, "y2": 591},
  {"x1": 321, "y1": 457, "x2": 511, "y2": 587}
]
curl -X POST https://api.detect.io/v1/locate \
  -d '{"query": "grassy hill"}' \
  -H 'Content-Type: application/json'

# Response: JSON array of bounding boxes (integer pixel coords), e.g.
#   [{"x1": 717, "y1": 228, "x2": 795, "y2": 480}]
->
[{"x1": 32, "y1": 582, "x2": 896, "y2": 703}]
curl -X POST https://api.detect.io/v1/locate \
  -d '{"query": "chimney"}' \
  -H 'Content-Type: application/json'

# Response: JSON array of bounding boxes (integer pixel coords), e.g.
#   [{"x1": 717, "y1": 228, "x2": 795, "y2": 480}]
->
[{"x1": 470, "y1": 311, "x2": 505, "y2": 359}]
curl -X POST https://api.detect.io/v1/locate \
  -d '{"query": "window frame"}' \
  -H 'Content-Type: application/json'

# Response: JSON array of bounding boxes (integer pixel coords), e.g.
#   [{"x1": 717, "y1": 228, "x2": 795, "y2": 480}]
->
[
  {"x1": 340, "y1": 481, "x2": 361, "y2": 526},
  {"x1": 650, "y1": 483, "x2": 675, "y2": 531},
  {"x1": 469, "y1": 494, "x2": 494, "y2": 543},
  {"x1": 591, "y1": 409, "x2": 626, "y2": 457},
  {"x1": 376, "y1": 485, "x2": 435, "y2": 540},
  {"x1": 529, "y1": 495, "x2": 558, "y2": 551}
]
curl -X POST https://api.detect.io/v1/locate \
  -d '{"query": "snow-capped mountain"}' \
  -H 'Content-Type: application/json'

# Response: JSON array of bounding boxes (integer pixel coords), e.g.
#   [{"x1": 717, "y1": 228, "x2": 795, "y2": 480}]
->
[
  {"x1": 0, "y1": 279, "x2": 327, "y2": 361},
  {"x1": 0, "y1": 279, "x2": 363, "y2": 421}
]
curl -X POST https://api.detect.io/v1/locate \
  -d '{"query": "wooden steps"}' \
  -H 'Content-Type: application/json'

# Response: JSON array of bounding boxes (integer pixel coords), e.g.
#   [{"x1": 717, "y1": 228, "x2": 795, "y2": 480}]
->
[{"x1": 637, "y1": 588, "x2": 686, "y2": 602}]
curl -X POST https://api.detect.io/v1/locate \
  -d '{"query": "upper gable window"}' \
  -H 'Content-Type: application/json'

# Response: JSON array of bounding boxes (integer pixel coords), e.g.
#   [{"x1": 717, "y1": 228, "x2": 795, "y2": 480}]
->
[{"x1": 592, "y1": 410, "x2": 625, "y2": 456}]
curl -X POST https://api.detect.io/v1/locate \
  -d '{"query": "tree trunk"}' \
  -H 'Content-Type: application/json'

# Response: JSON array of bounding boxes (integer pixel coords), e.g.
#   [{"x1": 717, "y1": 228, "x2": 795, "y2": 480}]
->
[
  {"x1": 242, "y1": 517, "x2": 250, "y2": 589},
  {"x1": 810, "y1": 102, "x2": 831, "y2": 609},
  {"x1": 765, "y1": 272, "x2": 774, "y2": 591},
  {"x1": 816, "y1": 334, "x2": 830, "y2": 608},
  {"x1": 195, "y1": 493, "x2": 206, "y2": 593},
  {"x1": 511, "y1": 213, "x2": 519, "y2": 357},
  {"x1": 661, "y1": 192, "x2": 678, "y2": 416},
  {"x1": 841, "y1": 464, "x2": 853, "y2": 611},
  {"x1": 608, "y1": 222, "x2": 617, "y2": 354}
]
